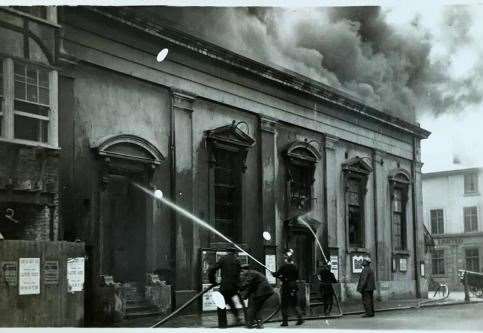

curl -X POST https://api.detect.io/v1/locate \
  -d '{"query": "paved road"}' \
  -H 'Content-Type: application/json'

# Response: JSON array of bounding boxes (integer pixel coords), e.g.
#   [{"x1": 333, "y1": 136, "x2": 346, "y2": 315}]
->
[{"x1": 262, "y1": 303, "x2": 483, "y2": 330}]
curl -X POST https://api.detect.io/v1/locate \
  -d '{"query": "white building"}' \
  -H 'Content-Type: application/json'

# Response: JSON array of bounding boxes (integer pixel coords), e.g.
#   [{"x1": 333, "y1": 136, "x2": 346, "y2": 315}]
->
[{"x1": 422, "y1": 167, "x2": 483, "y2": 290}]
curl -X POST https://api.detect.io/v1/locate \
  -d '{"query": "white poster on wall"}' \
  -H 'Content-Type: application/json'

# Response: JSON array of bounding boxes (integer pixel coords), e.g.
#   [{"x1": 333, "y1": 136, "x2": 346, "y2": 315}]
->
[
  {"x1": 265, "y1": 255, "x2": 276, "y2": 284},
  {"x1": 67, "y1": 257, "x2": 85, "y2": 293},
  {"x1": 330, "y1": 255, "x2": 339, "y2": 280},
  {"x1": 19, "y1": 258, "x2": 40, "y2": 295},
  {"x1": 352, "y1": 255, "x2": 364, "y2": 273}
]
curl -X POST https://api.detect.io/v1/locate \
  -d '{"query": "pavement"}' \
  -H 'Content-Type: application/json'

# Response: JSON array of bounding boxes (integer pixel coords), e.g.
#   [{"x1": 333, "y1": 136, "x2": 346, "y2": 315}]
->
[{"x1": 119, "y1": 291, "x2": 483, "y2": 328}]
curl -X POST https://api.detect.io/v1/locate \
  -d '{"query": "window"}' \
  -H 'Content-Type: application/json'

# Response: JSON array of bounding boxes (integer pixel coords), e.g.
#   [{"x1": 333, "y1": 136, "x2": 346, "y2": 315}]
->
[
  {"x1": 432, "y1": 249, "x2": 445, "y2": 275},
  {"x1": 288, "y1": 163, "x2": 313, "y2": 210},
  {"x1": 348, "y1": 178, "x2": 364, "y2": 248},
  {"x1": 464, "y1": 206, "x2": 478, "y2": 232},
  {"x1": 465, "y1": 248, "x2": 480, "y2": 272},
  {"x1": 0, "y1": 59, "x2": 54, "y2": 145},
  {"x1": 392, "y1": 188, "x2": 406, "y2": 250},
  {"x1": 464, "y1": 173, "x2": 478, "y2": 194},
  {"x1": 13, "y1": 62, "x2": 50, "y2": 143},
  {"x1": 342, "y1": 157, "x2": 372, "y2": 249},
  {"x1": 214, "y1": 149, "x2": 240, "y2": 242},
  {"x1": 430, "y1": 209, "x2": 444, "y2": 235}
]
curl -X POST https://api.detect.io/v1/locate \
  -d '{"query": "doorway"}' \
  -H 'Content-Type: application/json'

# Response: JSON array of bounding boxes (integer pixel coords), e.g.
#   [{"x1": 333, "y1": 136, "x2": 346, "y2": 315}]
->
[
  {"x1": 287, "y1": 230, "x2": 314, "y2": 282},
  {"x1": 106, "y1": 176, "x2": 147, "y2": 283}
]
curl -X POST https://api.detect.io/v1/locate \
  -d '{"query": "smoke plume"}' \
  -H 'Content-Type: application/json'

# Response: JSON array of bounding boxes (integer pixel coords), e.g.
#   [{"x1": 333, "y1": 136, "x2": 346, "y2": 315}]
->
[{"x1": 133, "y1": 6, "x2": 483, "y2": 123}]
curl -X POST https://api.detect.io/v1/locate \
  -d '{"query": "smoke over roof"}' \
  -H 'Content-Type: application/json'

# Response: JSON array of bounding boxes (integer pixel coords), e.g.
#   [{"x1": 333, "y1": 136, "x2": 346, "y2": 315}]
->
[{"x1": 131, "y1": 6, "x2": 483, "y2": 124}]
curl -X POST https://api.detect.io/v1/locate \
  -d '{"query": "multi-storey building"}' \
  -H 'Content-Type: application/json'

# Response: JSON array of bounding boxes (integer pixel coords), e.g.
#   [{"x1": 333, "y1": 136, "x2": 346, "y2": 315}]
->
[
  {"x1": 423, "y1": 167, "x2": 483, "y2": 290},
  {"x1": 1, "y1": 6, "x2": 431, "y2": 325}
]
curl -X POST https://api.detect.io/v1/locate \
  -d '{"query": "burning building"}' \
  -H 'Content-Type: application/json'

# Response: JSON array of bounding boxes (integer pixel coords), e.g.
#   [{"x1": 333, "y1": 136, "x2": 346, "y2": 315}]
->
[{"x1": 1, "y1": 6, "x2": 431, "y2": 325}]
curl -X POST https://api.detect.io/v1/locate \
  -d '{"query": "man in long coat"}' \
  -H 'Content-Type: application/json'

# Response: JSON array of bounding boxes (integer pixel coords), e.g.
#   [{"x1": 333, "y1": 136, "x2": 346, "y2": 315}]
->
[
  {"x1": 356, "y1": 257, "x2": 376, "y2": 317},
  {"x1": 239, "y1": 264, "x2": 274, "y2": 328},
  {"x1": 209, "y1": 248, "x2": 242, "y2": 324}
]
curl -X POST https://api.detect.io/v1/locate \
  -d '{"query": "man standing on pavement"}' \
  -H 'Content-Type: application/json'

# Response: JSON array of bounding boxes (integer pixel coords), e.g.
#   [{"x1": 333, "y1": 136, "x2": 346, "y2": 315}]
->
[
  {"x1": 239, "y1": 264, "x2": 275, "y2": 328},
  {"x1": 318, "y1": 261, "x2": 338, "y2": 316},
  {"x1": 357, "y1": 257, "x2": 376, "y2": 317},
  {"x1": 209, "y1": 248, "x2": 242, "y2": 325},
  {"x1": 272, "y1": 249, "x2": 304, "y2": 326}
]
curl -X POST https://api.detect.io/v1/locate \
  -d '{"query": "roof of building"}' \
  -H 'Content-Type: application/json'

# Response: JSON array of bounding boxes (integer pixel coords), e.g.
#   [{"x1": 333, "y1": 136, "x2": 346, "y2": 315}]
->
[
  {"x1": 422, "y1": 167, "x2": 483, "y2": 179},
  {"x1": 85, "y1": 6, "x2": 431, "y2": 140}
]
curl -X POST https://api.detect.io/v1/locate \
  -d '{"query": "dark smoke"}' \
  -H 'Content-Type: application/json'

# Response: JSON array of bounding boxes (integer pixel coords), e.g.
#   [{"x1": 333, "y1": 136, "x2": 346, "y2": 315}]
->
[{"x1": 133, "y1": 6, "x2": 483, "y2": 123}]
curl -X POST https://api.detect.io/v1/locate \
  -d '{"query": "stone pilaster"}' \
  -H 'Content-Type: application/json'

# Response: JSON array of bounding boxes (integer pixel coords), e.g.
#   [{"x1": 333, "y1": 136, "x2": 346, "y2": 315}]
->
[{"x1": 324, "y1": 134, "x2": 339, "y2": 248}]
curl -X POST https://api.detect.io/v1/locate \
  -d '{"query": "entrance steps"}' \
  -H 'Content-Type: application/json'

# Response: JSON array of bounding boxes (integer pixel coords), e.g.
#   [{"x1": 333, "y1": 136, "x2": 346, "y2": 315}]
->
[{"x1": 121, "y1": 282, "x2": 163, "y2": 319}]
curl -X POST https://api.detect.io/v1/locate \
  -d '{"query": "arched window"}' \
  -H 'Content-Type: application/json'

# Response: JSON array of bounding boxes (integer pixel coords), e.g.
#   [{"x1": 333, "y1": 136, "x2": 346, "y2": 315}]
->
[
  {"x1": 342, "y1": 157, "x2": 372, "y2": 249},
  {"x1": 284, "y1": 141, "x2": 321, "y2": 215},
  {"x1": 389, "y1": 169, "x2": 411, "y2": 251}
]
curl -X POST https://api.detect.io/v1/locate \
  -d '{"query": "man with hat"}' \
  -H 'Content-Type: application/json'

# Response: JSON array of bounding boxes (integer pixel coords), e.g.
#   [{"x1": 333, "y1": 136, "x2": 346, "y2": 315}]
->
[
  {"x1": 239, "y1": 264, "x2": 274, "y2": 328},
  {"x1": 209, "y1": 248, "x2": 242, "y2": 325},
  {"x1": 318, "y1": 261, "x2": 338, "y2": 316},
  {"x1": 357, "y1": 257, "x2": 376, "y2": 317}
]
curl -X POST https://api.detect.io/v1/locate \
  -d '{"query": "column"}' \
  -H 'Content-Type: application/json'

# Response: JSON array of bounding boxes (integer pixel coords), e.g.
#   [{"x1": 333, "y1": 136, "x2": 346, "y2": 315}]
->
[
  {"x1": 373, "y1": 149, "x2": 388, "y2": 284},
  {"x1": 260, "y1": 116, "x2": 278, "y2": 265},
  {"x1": 414, "y1": 158, "x2": 425, "y2": 297},
  {"x1": 324, "y1": 135, "x2": 339, "y2": 248},
  {"x1": 2, "y1": 58, "x2": 14, "y2": 139},
  {"x1": 48, "y1": 70, "x2": 59, "y2": 147},
  {"x1": 171, "y1": 89, "x2": 197, "y2": 300}
]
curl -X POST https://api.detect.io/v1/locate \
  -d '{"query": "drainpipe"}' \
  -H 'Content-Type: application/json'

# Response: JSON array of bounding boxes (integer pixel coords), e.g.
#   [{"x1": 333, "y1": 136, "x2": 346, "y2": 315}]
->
[
  {"x1": 169, "y1": 89, "x2": 177, "y2": 308},
  {"x1": 372, "y1": 150, "x2": 379, "y2": 294},
  {"x1": 411, "y1": 137, "x2": 421, "y2": 298}
]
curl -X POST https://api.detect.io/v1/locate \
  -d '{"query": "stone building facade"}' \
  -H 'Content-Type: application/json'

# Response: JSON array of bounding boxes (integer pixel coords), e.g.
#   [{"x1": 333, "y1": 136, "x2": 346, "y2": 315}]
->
[
  {"x1": 423, "y1": 167, "x2": 483, "y2": 291},
  {"x1": 2, "y1": 6, "x2": 431, "y2": 324}
]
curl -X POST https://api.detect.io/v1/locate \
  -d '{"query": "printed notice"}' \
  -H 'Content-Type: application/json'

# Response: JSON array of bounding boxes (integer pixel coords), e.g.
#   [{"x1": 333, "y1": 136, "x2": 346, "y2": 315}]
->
[
  {"x1": 44, "y1": 261, "x2": 59, "y2": 285},
  {"x1": 19, "y1": 258, "x2": 40, "y2": 295},
  {"x1": 265, "y1": 254, "x2": 276, "y2": 284},
  {"x1": 67, "y1": 257, "x2": 85, "y2": 293},
  {"x1": 330, "y1": 255, "x2": 339, "y2": 280}
]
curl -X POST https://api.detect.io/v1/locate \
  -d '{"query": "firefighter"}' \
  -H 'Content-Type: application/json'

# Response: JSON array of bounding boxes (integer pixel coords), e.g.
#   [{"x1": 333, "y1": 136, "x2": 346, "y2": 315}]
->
[
  {"x1": 318, "y1": 261, "x2": 338, "y2": 316},
  {"x1": 272, "y1": 249, "x2": 304, "y2": 326},
  {"x1": 239, "y1": 264, "x2": 274, "y2": 328},
  {"x1": 357, "y1": 257, "x2": 376, "y2": 317},
  {"x1": 208, "y1": 248, "x2": 242, "y2": 325}
]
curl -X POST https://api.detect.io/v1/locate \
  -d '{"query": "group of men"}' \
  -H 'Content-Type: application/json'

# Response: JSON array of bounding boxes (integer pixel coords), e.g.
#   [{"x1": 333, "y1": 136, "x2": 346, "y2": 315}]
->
[{"x1": 208, "y1": 248, "x2": 376, "y2": 328}]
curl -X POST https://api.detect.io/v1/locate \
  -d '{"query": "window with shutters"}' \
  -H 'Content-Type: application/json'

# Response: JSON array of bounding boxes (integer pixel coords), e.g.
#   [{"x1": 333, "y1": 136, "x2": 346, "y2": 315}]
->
[
  {"x1": 432, "y1": 249, "x2": 445, "y2": 275},
  {"x1": 430, "y1": 209, "x2": 444, "y2": 235},
  {"x1": 464, "y1": 206, "x2": 478, "y2": 232}
]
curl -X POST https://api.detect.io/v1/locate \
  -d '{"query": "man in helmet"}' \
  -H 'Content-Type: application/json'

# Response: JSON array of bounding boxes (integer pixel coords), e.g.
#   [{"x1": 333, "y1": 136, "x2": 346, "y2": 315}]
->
[
  {"x1": 357, "y1": 257, "x2": 376, "y2": 317},
  {"x1": 272, "y1": 249, "x2": 304, "y2": 326},
  {"x1": 209, "y1": 248, "x2": 242, "y2": 325},
  {"x1": 318, "y1": 261, "x2": 338, "y2": 316}
]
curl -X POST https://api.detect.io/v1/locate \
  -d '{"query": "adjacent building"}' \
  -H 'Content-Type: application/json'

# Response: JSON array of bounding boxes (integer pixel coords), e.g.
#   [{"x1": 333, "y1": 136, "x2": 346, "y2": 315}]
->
[
  {"x1": 423, "y1": 167, "x2": 483, "y2": 291},
  {"x1": 1, "y1": 6, "x2": 431, "y2": 325}
]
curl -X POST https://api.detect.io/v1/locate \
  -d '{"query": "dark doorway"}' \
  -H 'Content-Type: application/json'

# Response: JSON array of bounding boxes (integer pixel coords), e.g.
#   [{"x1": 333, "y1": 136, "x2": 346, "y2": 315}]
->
[
  {"x1": 287, "y1": 231, "x2": 314, "y2": 282},
  {"x1": 107, "y1": 176, "x2": 147, "y2": 283}
]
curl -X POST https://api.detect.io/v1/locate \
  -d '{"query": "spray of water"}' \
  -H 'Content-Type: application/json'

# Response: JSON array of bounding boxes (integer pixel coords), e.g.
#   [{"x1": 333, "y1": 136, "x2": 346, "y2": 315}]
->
[
  {"x1": 131, "y1": 182, "x2": 273, "y2": 272},
  {"x1": 297, "y1": 216, "x2": 328, "y2": 263}
]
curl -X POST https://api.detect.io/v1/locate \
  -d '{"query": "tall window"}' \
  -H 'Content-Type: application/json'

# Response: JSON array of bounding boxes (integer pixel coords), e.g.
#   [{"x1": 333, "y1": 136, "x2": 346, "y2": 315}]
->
[
  {"x1": 214, "y1": 149, "x2": 240, "y2": 242},
  {"x1": 392, "y1": 188, "x2": 406, "y2": 250},
  {"x1": 348, "y1": 177, "x2": 364, "y2": 248},
  {"x1": 464, "y1": 173, "x2": 478, "y2": 194},
  {"x1": 464, "y1": 206, "x2": 478, "y2": 232},
  {"x1": 432, "y1": 249, "x2": 445, "y2": 275},
  {"x1": 13, "y1": 62, "x2": 50, "y2": 143},
  {"x1": 289, "y1": 163, "x2": 313, "y2": 210},
  {"x1": 465, "y1": 248, "x2": 480, "y2": 272},
  {"x1": 430, "y1": 209, "x2": 444, "y2": 235}
]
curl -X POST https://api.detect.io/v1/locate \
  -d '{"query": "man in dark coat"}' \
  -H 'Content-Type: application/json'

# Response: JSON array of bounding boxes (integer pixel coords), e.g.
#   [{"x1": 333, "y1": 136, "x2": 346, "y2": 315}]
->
[
  {"x1": 318, "y1": 262, "x2": 338, "y2": 316},
  {"x1": 239, "y1": 264, "x2": 274, "y2": 328},
  {"x1": 272, "y1": 250, "x2": 304, "y2": 326},
  {"x1": 357, "y1": 257, "x2": 376, "y2": 317},
  {"x1": 208, "y1": 248, "x2": 242, "y2": 324}
]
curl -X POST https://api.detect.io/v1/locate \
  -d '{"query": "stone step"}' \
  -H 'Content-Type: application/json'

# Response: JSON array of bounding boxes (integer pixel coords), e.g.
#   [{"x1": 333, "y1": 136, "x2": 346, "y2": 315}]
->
[{"x1": 124, "y1": 308, "x2": 163, "y2": 319}]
